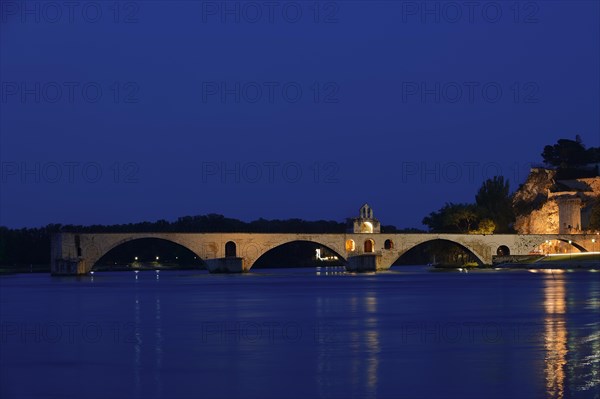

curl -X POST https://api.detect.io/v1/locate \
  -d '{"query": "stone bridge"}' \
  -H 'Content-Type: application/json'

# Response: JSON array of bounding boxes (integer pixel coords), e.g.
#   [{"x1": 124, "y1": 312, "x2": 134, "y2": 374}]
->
[{"x1": 50, "y1": 231, "x2": 597, "y2": 275}]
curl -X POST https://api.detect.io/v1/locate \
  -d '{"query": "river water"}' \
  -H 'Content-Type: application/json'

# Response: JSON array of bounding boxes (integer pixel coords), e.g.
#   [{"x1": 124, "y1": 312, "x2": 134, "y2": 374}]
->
[{"x1": 1, "y1": 266, "x2": 599, "y2": 399}]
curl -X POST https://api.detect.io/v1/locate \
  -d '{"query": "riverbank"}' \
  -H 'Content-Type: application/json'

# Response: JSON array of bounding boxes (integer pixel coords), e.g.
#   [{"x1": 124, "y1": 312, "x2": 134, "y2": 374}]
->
[
  {"x1": 496, "y1": 252, "x2": 600, "y2": 269},
  {"x1": 0, "y1": 264, "x2": 50, "y2": 274},
  {"x1": 0, "y1": 263, "x2": 204, "y2": 275}
]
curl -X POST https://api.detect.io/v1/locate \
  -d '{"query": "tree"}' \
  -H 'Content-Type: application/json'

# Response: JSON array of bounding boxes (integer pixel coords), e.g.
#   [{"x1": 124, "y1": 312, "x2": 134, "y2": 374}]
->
[
  {"x1": 475, "y1": 176, "x2": 514, "y2": 233},
  {"x1": 588, "y1": 147, "x2": 600, "y2": 161},
  {"x1": 589, "y1": 202, "x2": 600, "y2": 232},
  {"x1": 446, "y1": 205, "x2": 479, "y2": 233},
  {"x1": 474, "y1": 219, "x2": 496, "y2": 234},
  {"x1": 542, "y1": 137, "x2": 590, "y2": 168},
  {"x1": 422, "y1": 203, "x2": 480, "y2": 233}
]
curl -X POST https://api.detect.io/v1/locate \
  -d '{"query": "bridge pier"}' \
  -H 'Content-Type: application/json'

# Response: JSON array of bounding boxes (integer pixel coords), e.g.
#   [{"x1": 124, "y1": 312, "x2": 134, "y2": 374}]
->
[
  {"x1": 205, "y1": 257, "x2": 248, "y2": 273},
  {"x1": 346, "y1": 254, "x2": 385, "y2": 272},
  {"x1": 51, "y1": 257, "x2": 89, "y2": 275}
]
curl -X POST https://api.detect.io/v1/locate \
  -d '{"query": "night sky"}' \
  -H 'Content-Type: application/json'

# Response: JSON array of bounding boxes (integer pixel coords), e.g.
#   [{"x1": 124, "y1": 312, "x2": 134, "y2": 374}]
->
[{"x1": 1, "y1": 1, "x2": 598, "y2": 229}]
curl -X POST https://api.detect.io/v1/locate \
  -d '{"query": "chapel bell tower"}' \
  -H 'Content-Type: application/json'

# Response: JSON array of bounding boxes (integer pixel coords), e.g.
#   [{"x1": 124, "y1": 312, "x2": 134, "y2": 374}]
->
[{"x1": 352, "y1": 203, "x2": 381, "y2": 233}]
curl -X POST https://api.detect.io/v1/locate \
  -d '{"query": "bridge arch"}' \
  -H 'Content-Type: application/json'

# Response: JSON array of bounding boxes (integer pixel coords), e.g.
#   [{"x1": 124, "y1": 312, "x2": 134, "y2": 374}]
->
[
  {"x1": 250, "y1": 239, "x2": 346, "y2": 269},
  {"x1": 497, "y1": 245, "x2": 510, "y2": 256},
  {"x1": 530, "y1": 238, "x2": 589, "y2": 255},
  {"x1": 85, "y1": 235, "x2": 204, "y2": 271},
  {"x1": 393, "y1": 238, "x2": 486, "y2": 266},
  {"x1": 557, "y1": 239, "x2": 588, "y2": 252}
]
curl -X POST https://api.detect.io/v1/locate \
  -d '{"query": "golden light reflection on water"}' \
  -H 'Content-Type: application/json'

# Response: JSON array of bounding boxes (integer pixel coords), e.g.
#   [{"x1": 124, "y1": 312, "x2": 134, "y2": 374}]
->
[
  {"x1": 365, "y1": 328, "x2": 380, "y2": 391},
  {"x1": 349, "y1": 292, "x2": 380, "y2": 398},
  {"x1": 315, "y1": 291, "x2": 380, "y2": 399},
  {"x1": 543, "y1": 276, "x2": 567, "y2": 399}
]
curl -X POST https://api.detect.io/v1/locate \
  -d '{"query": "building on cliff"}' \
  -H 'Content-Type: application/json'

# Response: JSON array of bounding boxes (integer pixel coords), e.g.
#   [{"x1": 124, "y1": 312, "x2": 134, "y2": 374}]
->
[{"x1": 513, "y1": 167, "x2": 600, "y2": 234}]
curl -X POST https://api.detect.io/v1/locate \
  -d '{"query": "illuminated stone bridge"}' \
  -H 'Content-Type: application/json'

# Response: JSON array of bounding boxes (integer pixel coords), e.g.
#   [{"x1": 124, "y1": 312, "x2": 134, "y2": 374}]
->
[{"x1": 51, "y1": 204, "x2": 597, "y2": 275}]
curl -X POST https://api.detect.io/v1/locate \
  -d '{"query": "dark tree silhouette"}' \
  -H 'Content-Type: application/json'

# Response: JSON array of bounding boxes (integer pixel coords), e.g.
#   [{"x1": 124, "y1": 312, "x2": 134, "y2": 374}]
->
[
  {"x1": 542, "y1": 136, "x2": 600, "y2": 169},
  {"x1": 422, "y1": 203, "x2": 480, "y2": 233},
  {"x1": 589, "y1": 202, "x2": 600, "y2": 232},
  {"x1": 475, "y1": 176, "x2": 515, "y2": 233}
]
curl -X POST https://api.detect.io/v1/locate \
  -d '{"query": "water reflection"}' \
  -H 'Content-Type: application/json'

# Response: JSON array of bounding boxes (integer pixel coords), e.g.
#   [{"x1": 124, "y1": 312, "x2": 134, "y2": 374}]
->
[
  {"x1": 364, "y1": 295, "x2": 379, "y2": 392},
  {"x1": 543, "y1": 273, "x2": 600, "y2": 398},
  {"x1": 568, "y1": 276, "x2": 600, "y2": 398},
  {"x1": 131, "y1": 283, "x2": 165, "y2": 398},
  {"x1": 154, "y1": 296, "x2": 163, "y2": 398},
  {"x1": 314, "y1": 289, "x2": 380, "y2": 398},
  {"x1": 315, "y1": 295, "x2": 337, "y2": 397},
  {"x1": 543, "y1": 276, "x2": 567, "y2": 399},
  {"x1": 315, "y1": 266, "x2": 345, "y2": 276},
  {"x1": 134, "y1": 292, "x2": 142, "y2": 398}
]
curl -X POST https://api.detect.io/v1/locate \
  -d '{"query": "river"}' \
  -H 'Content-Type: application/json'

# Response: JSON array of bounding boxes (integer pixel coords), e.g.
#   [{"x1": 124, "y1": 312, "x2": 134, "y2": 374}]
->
[{"x1": 1, "y1": 266, "x2": 599, "y2": 399}]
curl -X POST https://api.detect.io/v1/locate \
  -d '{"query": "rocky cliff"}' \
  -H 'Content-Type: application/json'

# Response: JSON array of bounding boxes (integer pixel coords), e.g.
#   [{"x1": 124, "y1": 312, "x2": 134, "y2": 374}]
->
[{"x1": 513, "y1": 168, "x2": 600, "y2": 234}]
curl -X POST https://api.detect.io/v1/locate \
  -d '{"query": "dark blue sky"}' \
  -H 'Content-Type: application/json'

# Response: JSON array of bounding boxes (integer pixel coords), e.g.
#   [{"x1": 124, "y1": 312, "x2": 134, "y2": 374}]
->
[{"x1": 1, "y1": 1, "x2": 599, "y2": 229}]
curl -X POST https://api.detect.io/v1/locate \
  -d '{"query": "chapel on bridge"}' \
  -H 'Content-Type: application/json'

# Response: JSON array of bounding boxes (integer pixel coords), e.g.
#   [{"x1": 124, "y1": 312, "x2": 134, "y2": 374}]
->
[{"x1": 352, "y1": 203, "x2": 381, "y2": 234}]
